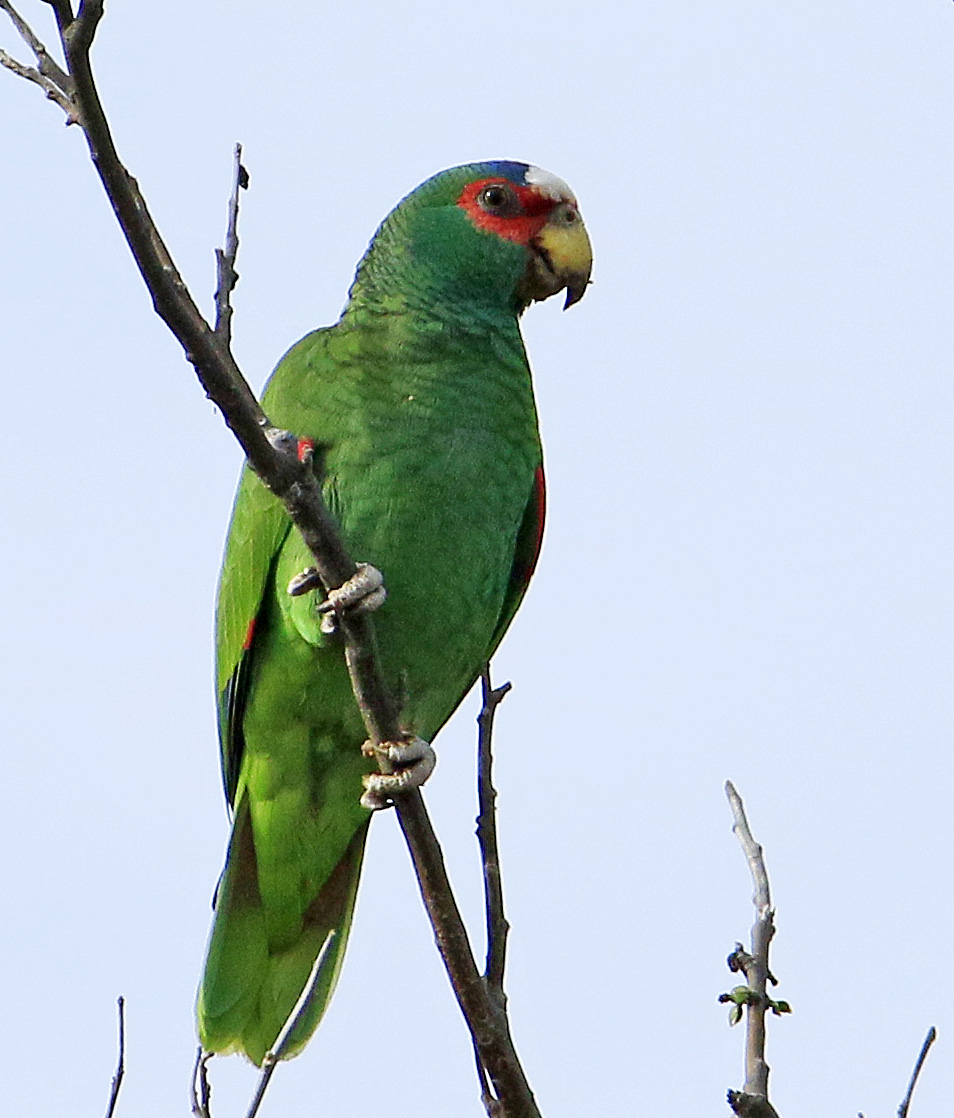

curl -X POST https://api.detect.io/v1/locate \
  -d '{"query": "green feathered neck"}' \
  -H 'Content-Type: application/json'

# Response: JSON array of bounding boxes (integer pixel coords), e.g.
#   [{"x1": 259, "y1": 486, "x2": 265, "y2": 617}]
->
[{"x1": 344, "y1": 165, "x2": 530, "y2": 321}]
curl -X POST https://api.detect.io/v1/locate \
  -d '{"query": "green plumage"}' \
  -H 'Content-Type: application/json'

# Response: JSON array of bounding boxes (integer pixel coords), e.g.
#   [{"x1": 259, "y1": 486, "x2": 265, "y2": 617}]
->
[{"x1": 196, "y1": 162, "x2": 583, "y2": 1065}]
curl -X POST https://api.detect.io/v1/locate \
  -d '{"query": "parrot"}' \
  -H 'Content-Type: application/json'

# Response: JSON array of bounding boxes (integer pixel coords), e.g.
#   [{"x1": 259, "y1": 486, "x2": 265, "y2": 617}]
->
[{"x1": 196, "y1": 160, "x2": 592, "y2": 1066}]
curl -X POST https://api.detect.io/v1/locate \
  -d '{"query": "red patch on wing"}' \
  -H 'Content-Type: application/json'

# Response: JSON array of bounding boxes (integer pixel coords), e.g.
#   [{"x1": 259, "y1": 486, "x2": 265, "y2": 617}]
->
[
  {"x1": 242, "y1": 617, "x2": 257, "y2": 651},
  {"x1": 457, "y1": 179, "x2": 556, "y2": 244},
  {"x1": 531, "y1": 465, "x2": 546, "y2": 567},
  {"x1": 511, "y1": 465, "x2": 547, "y2": 593},
  {"x1": 297, "y1": 437, "x2": 314, "y2": 463}
]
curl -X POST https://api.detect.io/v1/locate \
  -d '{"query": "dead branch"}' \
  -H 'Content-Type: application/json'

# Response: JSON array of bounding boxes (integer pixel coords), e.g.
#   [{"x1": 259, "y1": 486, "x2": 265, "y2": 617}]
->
[
  {"x1": 897, "y1": 1026, "x2": 936, "y2": 1118},
  {"x1": 190, "y1": 1048, "x2": 212, "y2": 1118},
  {"x1": 214, "y1": 143, "x2": 247, "y2": 347},
  {"x1": 472, "y1": 665, "x2": 514, "y2": 1117},
  {"x1": 722, "y1": 782, "x2": 789, "y2": 1118},
  {"x1": 477, "y1": 665, "x2": 512, "y2": 1001},
  {"x1": 103, "y1": 996, "x2": 125, "y2": 1118}
]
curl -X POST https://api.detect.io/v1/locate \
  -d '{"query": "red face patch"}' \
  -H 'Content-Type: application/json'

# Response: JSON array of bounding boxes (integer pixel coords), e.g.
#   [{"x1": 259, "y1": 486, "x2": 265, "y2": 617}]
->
[{"x1": 457, "y1": 178, "x2": 559, "y2": 244}]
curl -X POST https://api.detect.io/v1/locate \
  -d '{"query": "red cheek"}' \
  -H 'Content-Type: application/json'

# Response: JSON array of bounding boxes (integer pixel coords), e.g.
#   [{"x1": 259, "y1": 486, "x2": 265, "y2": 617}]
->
[{"x1": 457, "y1": 179, "x2": 552, "y2": 245}]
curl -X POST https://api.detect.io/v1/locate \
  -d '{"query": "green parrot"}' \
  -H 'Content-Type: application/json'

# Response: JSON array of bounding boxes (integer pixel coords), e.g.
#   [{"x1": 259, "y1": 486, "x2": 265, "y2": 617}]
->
[{"x1": 196, "y1": 161, "x2": 592, "y2": 1065}]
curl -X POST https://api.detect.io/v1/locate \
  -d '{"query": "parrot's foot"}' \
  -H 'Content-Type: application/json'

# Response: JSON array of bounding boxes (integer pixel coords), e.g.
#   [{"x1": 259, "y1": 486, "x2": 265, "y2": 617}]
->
[
  {"x1": 287, "y1": 567, "x2": 323, "y2": 596},
  {"x1": 319, "y1": 563, "x2": 386, "y2": 633},
  {"x1": 287, "y1": 562, "x2": 387, "y2": 634},
  {"x1": 360, "y1": 736, "x2": 436, "y2": 810}
]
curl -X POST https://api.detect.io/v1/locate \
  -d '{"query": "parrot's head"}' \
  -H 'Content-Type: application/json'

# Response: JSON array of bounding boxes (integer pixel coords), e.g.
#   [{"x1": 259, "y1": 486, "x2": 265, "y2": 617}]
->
[{"x1": 348, "y1": 161, "x2": 592, "y2": 316}]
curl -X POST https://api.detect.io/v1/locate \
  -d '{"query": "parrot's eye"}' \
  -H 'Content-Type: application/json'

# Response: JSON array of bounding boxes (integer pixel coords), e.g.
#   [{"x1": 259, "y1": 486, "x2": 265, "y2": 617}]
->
[{"x1": 477, "y1": 183, "x2": 522, "y2": 217}]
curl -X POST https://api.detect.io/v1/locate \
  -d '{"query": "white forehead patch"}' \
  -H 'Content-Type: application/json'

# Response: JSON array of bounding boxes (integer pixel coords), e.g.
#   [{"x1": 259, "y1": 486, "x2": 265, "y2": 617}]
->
[{"x1": 524, "y1": 165, "x2": 577, "y2": 204}]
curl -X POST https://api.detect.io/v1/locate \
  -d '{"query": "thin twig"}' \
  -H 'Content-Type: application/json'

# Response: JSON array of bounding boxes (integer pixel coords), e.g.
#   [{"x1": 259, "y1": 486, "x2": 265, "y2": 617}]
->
[
  {"x1": 242, "y1": 931, "x2": 338, "y2": 1118},
  {"x1": 726, "y1": 782, "x2": 771, "y2": 919},
  {"x1": 477, "y1": 665, "x2": 512, "y2": 998},
  {"x1": 2, "y1": 8, "x2": 542, "y2": 1117},
  {"x1": 103, "y1": 996, "x2": 125, "y2": 1118},
  {"x1": 0, "y1": 0, "x2": 71, "y2": 88},
  {"x1": 190, "y1": 1047, "x2": 212, "y2": 1118},
  {"x1": 724, "y1": 782, "x2": 783, "y2": 1118},
  {"x1": 897, "y1": 1026, "x2": 936, "y2": 1118},
  {"x1": 214, "y1": 143, "x2": 247, "y2": 345},
  {"x1": 0, "y1": 0, "x2": 75, "y2": 117},
  {"x1": 0, "y1": 45, "x2": 73, "y2": 114},
  {"x1": 473, "y1": 665, "x2": 513, "y2": 1118},
  {"x1": 244, "y1": 1058, "x2": 278, "y2": 1118}
]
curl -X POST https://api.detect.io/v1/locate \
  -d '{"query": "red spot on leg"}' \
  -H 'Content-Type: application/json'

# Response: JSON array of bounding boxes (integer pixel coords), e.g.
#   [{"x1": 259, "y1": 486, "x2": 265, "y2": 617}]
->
[{"x1": 297, "y1": 438, "x2": 314, "y2": 463}]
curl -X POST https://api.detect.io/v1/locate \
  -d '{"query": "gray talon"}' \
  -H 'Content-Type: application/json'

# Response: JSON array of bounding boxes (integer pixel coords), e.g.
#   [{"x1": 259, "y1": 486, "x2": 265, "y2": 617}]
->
[
  {"x1": 287, "y1": 567, "x2": 323, "y2": 597},
  {"x1": 359, "y1": 736, "x2": 436, "y2": 810},
  {"x1": 317, "y1": 563, "x2": 386, "y2": 633}
]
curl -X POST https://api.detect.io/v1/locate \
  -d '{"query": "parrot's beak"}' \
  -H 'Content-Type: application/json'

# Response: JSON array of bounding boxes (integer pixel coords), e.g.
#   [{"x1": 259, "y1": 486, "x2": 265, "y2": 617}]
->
[{"x1": 529, "y1": 201, "x2": 593, "y2": 309}]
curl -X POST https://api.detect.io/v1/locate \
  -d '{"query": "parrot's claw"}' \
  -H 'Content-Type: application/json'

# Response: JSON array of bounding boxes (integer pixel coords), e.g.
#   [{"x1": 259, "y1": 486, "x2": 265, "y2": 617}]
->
[
  {"x1": 317, "y1": 563, "x2": 387, "y2": 634},
  {"x1": 287, "y1": 567, "x2": 323, "y2": 597},
  {"x1": 359, "y1": 736, "x2": 436, "y2": 810}
]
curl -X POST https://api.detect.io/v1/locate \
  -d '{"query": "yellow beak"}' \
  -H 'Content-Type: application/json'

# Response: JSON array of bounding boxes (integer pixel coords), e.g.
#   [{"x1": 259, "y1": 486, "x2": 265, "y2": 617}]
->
[{"x1": 533, "y1": 202, "x2": 593, "y2": 308}]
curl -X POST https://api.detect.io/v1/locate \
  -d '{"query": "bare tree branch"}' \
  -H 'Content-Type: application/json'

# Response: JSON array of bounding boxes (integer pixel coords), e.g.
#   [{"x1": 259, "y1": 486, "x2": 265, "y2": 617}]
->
[
  {"x1": 0, "y1": 0, "x2": 74, "y2": 115},
  {"x1": 0, "y1": 44, "x2": 71, "y2": 112},
  {"x1": 244, "y1": 1058, "x2": 278, "y2": 1118},
  {"x1": 38, "y1": 0, "x2": 74, "y2": 37},
  {"x1": 190, "y1": 1048, "x2": 212, "y2": 1118},
  {"x1": 897, "y1": 1026, "x2": 936, "y2": 1118},
  {"x1": 396, "y1": 794, "x2": 540, "y2": 1116},
  {"x1": 477, "y1": 665, "x2": 512, "y2": 1000},
  {"x1": 472, "y1": 665, "x2": 514, "y2": 1118},
  {"x1": 1, "y1": 0, "x2": 70, "y2": 87},
  {"x1": 2, "y1": 6, "x2": 542, "y2": 1115},
  {"x1": 722, "y1": 782, "x2": 788, "y2": 1118},
  {"x1": 103, "y1": 996, "x2": 125, "y2": 1118},
  {"x1": 214, "y1": 143, "x2": 247, "y2": 346},
  {"x1": 242, "y1": 931, "x2": 338, "y2": 1118}
]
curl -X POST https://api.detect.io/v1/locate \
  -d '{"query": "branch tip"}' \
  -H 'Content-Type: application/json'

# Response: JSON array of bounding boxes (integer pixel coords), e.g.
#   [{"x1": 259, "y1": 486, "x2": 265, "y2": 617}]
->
[
  {"x1": 897, "y1": 1026, "x2": 937, "y2": 1118},
  {"x1": 103, "y1": 995, "x2": 126, "y2": 1118},
  {"x1": 724, "y1": 784, "x2": 784, "y2": 1114}
]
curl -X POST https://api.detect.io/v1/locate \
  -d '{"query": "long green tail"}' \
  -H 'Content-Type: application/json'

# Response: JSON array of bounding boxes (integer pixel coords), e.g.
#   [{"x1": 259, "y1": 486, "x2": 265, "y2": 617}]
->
[{"x1": 196, "y1": 805, "x2": 369, "y2": 1066}]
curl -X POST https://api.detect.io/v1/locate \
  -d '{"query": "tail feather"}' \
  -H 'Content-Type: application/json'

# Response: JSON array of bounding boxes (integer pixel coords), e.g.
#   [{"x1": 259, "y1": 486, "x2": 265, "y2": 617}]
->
[{"x1": 197, "y1": 804, "x2": 369, "y2": 1066}]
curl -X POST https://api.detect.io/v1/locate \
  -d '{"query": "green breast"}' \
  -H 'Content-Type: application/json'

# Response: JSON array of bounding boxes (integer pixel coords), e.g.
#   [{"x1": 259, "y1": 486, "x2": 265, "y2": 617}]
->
[{"x1": 265, "y1": 304, "x2": 541, "y2": 737}]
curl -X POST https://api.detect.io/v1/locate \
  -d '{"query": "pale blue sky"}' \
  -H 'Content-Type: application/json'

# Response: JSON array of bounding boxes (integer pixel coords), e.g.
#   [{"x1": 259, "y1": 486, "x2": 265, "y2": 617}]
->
[{"x1": 2, "y1": 2, "x2": 953, "y2": 1115}]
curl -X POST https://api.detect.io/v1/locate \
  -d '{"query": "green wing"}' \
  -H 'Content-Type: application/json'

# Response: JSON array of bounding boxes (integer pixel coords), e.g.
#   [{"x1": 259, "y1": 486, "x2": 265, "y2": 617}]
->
[
  {"x1": 215, "y1": 328, "x2": 342, "y2": 806},
  {"x1": 215, "y1": 465, "x2": 292, "y2": 806}
]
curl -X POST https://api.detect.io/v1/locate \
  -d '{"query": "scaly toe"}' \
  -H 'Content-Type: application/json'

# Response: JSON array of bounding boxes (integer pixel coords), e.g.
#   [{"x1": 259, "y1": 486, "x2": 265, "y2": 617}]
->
[
  {"x1": 287, "y1": 567, "x2": 323, "y2": 597},
  {"x1": 319, "y1": 563, "x2": 386, "y2": 615},
  {"x1": 316, "y1": 563, "x2": 386, "y2": 633},
  {"x1": 359, "y1": 736, "x2": 436, "y2": 810}
]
